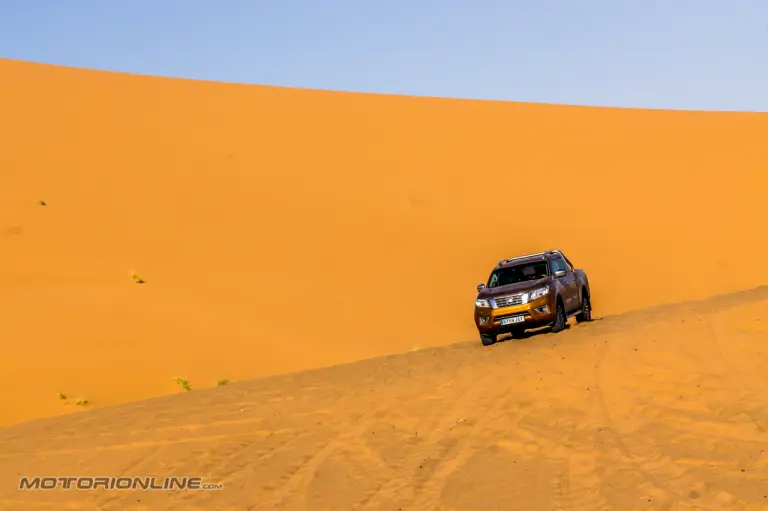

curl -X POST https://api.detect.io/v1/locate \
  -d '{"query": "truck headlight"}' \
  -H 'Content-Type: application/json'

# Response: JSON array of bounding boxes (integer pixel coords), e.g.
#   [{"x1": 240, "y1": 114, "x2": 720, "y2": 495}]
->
[
  {"x1": 476, "y1": 299, "x2": 491, "y2": 308},
  {"x1": 528, "y1": 287, "x2": 549, "y2": 301}
]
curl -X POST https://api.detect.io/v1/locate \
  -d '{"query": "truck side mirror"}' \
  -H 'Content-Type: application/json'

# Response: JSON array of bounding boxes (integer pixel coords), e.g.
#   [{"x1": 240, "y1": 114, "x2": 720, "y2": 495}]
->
[{"x1": 477, "y1": 283, "x2": 486, "y2": 292}]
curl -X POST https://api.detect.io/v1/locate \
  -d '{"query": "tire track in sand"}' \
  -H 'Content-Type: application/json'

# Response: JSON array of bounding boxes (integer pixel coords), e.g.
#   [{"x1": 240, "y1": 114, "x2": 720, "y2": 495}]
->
[
  {"x1": 358, "y1": 361, "x2": 510, "y2": 511},
  {"x1": 249, "y1": 392, "x2": 402, "y2": 511}
]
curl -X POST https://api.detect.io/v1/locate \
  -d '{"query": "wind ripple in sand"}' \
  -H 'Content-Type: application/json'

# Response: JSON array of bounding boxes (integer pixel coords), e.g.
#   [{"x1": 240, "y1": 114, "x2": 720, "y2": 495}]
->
[{"x1": 0, "y1": 288, "x2": 767, "y2": 510}]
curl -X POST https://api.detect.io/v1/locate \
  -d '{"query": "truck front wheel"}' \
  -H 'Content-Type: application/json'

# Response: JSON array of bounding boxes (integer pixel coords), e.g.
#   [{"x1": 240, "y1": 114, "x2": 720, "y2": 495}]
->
[
  {"x1": 480, "y1": 332, "x2": 497, "y2": 346},
  {"x1": 551, "y1": 300, "x2": 567, "y2": 333}
]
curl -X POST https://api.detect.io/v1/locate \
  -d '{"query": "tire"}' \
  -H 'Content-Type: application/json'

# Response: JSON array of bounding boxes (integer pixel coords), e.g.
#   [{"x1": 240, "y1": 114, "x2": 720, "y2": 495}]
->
[
  {"x1": 576, "y1": 290, "x2": 592, "y2": 323},
  {"x1": 551, "y1": 299, "x2": 567, "y2": 333},
  {"x1": 480, "y1": 333, "x2": 497, "y2": 346}
]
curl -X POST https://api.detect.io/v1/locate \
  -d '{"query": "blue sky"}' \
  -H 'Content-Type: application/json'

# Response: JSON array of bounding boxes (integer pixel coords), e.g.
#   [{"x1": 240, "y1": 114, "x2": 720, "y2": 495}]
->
[{"x1": 2, "y1": 1, "x2": 768, "y2": 111}]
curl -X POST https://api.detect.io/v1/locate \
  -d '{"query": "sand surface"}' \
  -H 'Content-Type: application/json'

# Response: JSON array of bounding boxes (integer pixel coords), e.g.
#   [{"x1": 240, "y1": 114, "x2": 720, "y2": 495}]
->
[
  {"x1": 1, "y1": 288, "x2": 767, "y2": 510},
  {"x1": 1, "y1": 57, "x2": 767, "y2": 509}
]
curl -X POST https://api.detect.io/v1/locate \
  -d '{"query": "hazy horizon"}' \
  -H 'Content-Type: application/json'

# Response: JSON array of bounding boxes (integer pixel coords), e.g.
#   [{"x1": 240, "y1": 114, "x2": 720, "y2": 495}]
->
[{"x1": 2, "y1": 1, "x2": 768, "y2": 111}]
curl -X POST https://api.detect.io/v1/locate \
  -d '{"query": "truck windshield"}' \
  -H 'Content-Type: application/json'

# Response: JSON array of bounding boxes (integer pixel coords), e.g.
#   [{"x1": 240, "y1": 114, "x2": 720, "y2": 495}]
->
[{"x1": 488, "y1": 262, "x2": 549, "y2": 288}]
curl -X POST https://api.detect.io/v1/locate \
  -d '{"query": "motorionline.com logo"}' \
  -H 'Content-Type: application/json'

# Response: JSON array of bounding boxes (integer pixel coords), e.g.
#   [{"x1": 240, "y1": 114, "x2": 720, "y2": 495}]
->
[{"x1": 19, "y1": 476, "x2": 224, "y2": 491}]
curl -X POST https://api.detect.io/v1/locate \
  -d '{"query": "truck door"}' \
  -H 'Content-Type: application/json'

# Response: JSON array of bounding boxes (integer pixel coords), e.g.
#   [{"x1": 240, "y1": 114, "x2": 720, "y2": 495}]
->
[{"x1": 551, "y1": 255, "x2": 579, "y2": 312}]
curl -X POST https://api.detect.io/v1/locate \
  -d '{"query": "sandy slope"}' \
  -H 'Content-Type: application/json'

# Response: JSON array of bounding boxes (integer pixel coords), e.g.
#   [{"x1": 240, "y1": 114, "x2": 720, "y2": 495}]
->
[
  {"x1": 1, "y1": 56, "x2": 767, "y2": 427},
  {"x1": 0, "y1": 287, "x2": 766, "y2": 510}
]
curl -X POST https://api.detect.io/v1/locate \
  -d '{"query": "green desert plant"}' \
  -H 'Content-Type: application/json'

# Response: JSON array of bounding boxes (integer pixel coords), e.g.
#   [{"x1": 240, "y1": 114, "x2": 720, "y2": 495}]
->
[
  {"x1": 172, "y1": 376, "x2": 192, "y2": 391},
  {"x1": 216, "y1": 378, "x2": 230, "y2": 387},
  {"x1": 130, "y1": 271, "x2": 145, "y2": 284}
]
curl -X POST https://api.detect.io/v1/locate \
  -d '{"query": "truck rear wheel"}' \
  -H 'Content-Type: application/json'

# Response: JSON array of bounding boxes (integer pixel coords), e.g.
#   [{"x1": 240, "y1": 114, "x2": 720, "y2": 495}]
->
[{"x1": 576, "y1": 291, "x2": 592, "y2": 323}]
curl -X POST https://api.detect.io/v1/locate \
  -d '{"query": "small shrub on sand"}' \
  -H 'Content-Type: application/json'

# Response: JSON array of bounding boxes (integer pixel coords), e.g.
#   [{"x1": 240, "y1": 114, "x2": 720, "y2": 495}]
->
[
  {"x1": 75, "y1": 397, "x2": 88, "y2": 406},
  {"x1": 172, "y1": 376, "x2": 192, "y2": 391},
  {"x1": 130, "y1": 271, "x2": 145, "y2": 284},
  {"x1": 217, "y1": 378, "x2": 230, "y2": 387},
  {"x1": 39, "y1": 200, "x2": 47, "y2": 206},
  {"x1": 57, "y1": 391, "x2": 67, "y2": 400}
]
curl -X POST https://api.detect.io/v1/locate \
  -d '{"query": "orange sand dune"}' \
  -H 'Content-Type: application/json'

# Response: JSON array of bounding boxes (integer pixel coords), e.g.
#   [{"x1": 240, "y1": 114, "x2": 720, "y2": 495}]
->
[
  {"x1": 0, "y1": 288, "x2": 766, "y2": 510},
  {"x1": 1, "y1": 57, "x2": 768, "y2": 427}
]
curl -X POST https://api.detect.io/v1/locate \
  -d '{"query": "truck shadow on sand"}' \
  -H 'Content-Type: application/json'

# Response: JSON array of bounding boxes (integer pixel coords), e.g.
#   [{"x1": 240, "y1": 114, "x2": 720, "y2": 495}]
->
[{"x1": 495, "y1": 316, "x2": 605, "y2": 343}]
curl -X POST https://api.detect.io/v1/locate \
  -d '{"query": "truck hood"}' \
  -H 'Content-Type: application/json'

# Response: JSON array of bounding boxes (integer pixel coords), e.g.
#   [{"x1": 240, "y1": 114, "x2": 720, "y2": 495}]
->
[{"x1": 478, "y1": 277, "x2": 550, "y2": 298}]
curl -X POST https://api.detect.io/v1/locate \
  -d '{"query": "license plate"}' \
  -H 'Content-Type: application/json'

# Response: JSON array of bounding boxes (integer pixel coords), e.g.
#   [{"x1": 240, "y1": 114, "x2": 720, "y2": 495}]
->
[{"x1": 499, "y1": 316, "x2": 525, "y2": 326}]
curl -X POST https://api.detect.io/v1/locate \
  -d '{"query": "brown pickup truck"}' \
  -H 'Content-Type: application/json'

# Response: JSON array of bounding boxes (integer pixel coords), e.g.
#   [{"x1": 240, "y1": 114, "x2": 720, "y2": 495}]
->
[{"x1": 474, "y1": 250, "x2": 592, "y2": 346}]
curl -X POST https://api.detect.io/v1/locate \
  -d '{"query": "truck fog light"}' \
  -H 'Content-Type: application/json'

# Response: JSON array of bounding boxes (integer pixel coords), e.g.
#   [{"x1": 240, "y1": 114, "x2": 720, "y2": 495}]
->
[
  {"x1": 535, "y1": 305, "x2": 549, "y2": 314},
  {"x1": 479, "y1": 316, "x2": 490, "y2": 325}
]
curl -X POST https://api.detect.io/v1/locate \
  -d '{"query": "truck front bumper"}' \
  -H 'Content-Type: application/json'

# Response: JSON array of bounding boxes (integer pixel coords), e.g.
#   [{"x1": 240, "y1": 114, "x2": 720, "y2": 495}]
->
[{"x1": 474, "y1": 295, "x2": 556, "y2": 334}]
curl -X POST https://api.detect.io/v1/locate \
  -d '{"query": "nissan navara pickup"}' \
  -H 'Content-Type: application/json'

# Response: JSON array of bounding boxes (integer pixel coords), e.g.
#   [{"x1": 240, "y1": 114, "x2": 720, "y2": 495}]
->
[{"x1": 474, "y1": 250, "x2": 592, "y2": 346}]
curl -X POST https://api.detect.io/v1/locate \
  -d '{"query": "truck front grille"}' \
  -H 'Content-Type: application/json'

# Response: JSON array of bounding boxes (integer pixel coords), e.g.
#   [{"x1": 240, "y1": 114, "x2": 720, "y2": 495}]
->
[{"x1": 495, "y1": 294, "x2": 523, "y2": 308}]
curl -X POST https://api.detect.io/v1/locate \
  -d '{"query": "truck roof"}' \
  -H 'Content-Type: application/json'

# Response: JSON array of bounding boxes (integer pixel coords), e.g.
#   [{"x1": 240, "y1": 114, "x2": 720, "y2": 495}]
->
[{"x1": 495, "y1": 250, "x2": 568, "y2": 269}]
